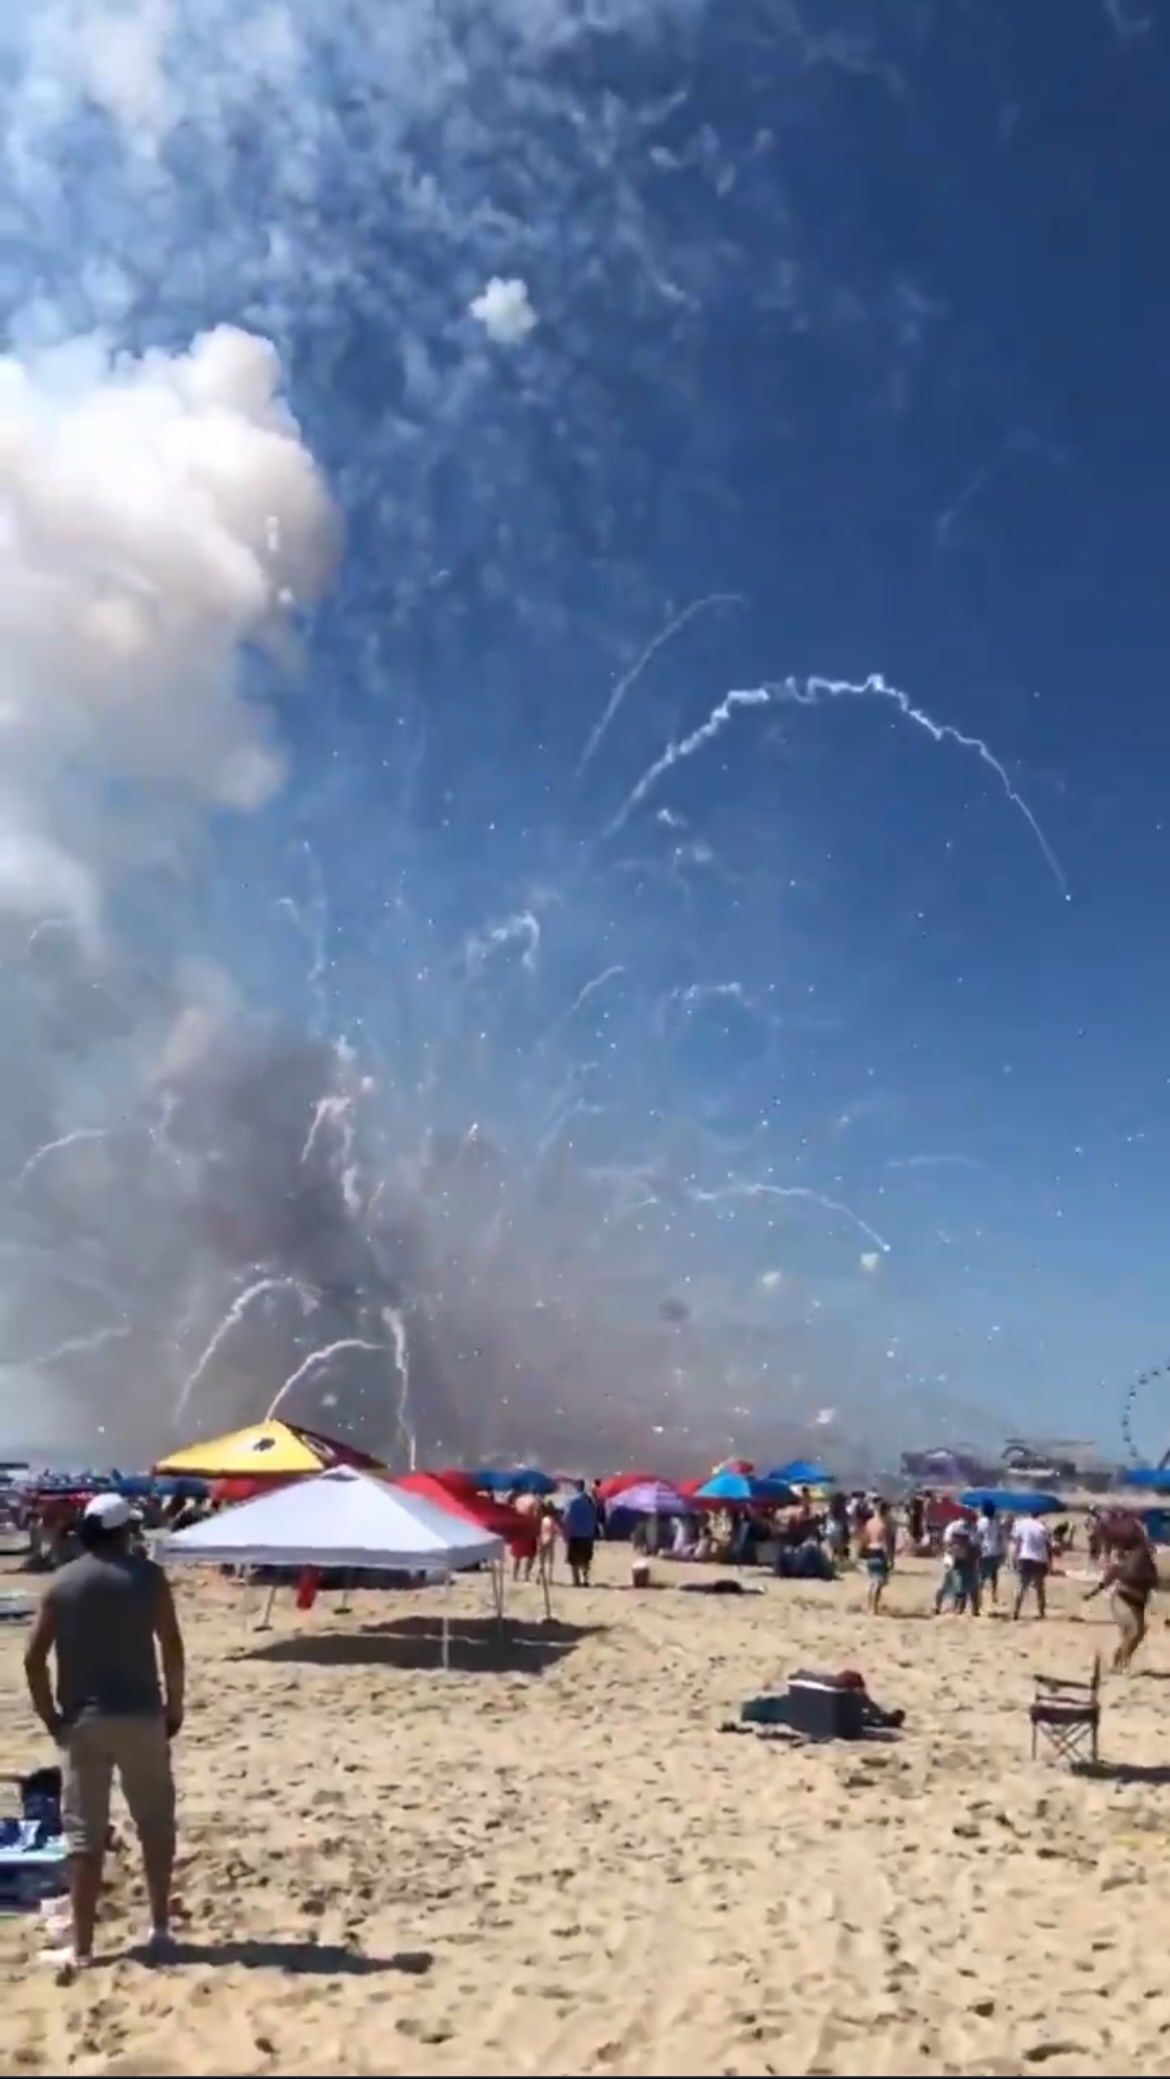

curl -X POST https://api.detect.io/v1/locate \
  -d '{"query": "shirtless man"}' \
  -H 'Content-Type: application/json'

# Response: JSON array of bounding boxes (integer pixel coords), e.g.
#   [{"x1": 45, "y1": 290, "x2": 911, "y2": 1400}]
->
[{"x1": 862, "y1": 1500, "x2": 895, "y2": 1614}]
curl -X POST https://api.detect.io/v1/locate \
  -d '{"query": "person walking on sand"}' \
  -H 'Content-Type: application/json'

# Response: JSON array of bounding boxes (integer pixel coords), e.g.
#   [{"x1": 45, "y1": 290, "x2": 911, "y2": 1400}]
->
[
  {"x1": 562, "y1": 1479, "x2": 598, "y2": 1586},
  {"x1": 862, "y1": 1499, "x2": 895, "y2": 1614},
  {"x1": 1010, "y1": 1510, "x2": 1051, "y2": 1620},
  {"x1": 976, "y1": 1501, "x2": 1006, "y2": 1610},
  {"x1": 1084, "y1": 1530, "x2": 1159, "y2": 1671},
  {"x1": 24, "y1": 1492, "x2": 186, "y2": 1980}
]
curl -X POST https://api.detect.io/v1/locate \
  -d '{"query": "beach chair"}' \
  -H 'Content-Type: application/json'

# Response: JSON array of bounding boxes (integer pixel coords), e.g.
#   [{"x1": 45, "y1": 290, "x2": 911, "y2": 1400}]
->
[{"x1": 1029, "y1": 1655, "x2": 1101, "y2": 1765}]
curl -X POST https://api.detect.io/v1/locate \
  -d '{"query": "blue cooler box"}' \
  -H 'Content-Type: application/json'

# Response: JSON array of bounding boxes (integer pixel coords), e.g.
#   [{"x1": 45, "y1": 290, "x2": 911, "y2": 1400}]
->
[{"x1": 785, "y1": 1673, "x2": 866, "y2": 1741}]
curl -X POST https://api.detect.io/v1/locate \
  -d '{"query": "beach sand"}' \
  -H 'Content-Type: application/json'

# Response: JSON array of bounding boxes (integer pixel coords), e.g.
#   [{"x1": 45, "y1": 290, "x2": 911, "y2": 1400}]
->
[{"x1": 3, "y1": 1546, "x2": 1170, "y2": 2076}]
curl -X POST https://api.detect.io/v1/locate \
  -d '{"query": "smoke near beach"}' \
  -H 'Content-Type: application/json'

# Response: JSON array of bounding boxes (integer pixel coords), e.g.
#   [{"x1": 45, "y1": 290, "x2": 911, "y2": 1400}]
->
[{"x1": 0, "y1": 3, "x2": 1036, "y2": 1474}]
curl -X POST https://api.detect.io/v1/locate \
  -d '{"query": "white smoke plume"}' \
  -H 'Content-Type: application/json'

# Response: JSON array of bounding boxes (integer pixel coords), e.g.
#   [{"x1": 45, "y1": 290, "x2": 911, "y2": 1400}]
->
[
  {"x1": 0, "y1": 0, "x2": 995, "y2": 1478},
  {"x1": 468, "y1": 277, "x2": 539, "y2": 347}
]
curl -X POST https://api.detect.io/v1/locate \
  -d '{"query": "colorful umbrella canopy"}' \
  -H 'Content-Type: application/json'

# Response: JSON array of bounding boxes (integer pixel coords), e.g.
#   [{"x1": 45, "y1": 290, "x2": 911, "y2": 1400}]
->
[
  {"x1": 1121, "y1": 1467, "x2": 1170, "y2": 1494},
  {"x1": 469, "y1": 1466, "x2": 556, "y2": 1496},
  {"x1": 695, "y1": 1471, "x2": 795, "y2": 1506},
  {"x1": 597, "y1": 1469, "x2": 660, "y2": 1501},
  {"x1": 608, "y1": 1479, "x2": 688, "y2": 1514},
  {"x1": 957, "y1": 1488, "x2": 1062, "y2": 1515},
  {"x1": 394, "y1": 1471, "x2": 529, "y2": 1541},
  {"x1": 155, "y1": 1420, "x2": 383, "y2": 1482},
  {"x1": 767, "y1": 1458, "x2": 834, "y2": 1488}
]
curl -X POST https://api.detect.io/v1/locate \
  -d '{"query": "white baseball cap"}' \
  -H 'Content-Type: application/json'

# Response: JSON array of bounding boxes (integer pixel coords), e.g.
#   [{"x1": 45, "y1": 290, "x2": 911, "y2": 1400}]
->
[{"x1": 82, "y1": 1492, "x2": 132, "y2": 1531}]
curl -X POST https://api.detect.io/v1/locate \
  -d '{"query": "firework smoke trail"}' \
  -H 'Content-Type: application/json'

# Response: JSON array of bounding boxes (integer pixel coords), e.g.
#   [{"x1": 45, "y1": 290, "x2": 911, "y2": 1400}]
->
[
  {"x1": 576, "y1": 594, "x2": 743, "y2": 778},
  {"x1": 17, "y1": 1129, "x2": 112, "y2": 1188},
  {"x1": 176, "y1": 1278, "x2": 318, "y2": 1425},
  {"x1": 382, "y1": 1305, "x2": 416, "y2": 1470},
  {"x1": 601, "y1": 673, "x2": 1067, "y2": 898},
  {"x1": 540, "y1": 966, "x2": 625, "y2": 1048},
  {"x1": 0, "y1": 1325, "x2": 130, "y2": 1370},
  {"x1": 690, "y1": 1182, "x2": 890, "y2": 1254},
  {"x1": 600, "y1": 688, "x2": 772, "y2": 842},
  {"x1": 301, "y1": 1092, "x2": 353, "y2": 1169},
  {"x1": 278, "y1": 841, "x2": 330, "y2": 1038},
  {"x1": 266, "y1": 1338, "x2": 385, "y2": 1422},
  {"x1": 465, "y1": 911, "x2": 542, "y2": 975},
  {"x1": 790, "y1": 675, "x2": 1070, "y2": 900}
]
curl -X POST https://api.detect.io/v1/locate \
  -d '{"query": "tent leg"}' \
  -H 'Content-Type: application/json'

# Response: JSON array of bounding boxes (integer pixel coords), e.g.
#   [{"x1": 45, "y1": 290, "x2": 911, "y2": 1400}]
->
[
  {"x1": 337, "y1": 1569, "x2": 352, "y2": 1615},
  {"x1": 441, "y1": 1576, "x2": 451, "y2": 1671},
  {"x1": 541, "y1": 1564, "x2": 552, "y2": 1623},
  {"x1": 256, "y1": 1584, "x2": 278, "y2": 1631}
]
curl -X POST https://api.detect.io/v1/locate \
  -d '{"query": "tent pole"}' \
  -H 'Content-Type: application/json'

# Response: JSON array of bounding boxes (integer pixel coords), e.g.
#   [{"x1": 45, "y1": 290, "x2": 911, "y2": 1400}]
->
[{"x1": 257, "y1": 1584, "x2": 278, "y2": 1631}]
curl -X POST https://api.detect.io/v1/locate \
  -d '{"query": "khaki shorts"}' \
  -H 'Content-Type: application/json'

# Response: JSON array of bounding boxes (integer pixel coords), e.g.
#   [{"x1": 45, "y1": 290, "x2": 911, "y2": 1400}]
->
[{"x1": 62, "y1": 1714, "x2": 175, "y2": 1859}]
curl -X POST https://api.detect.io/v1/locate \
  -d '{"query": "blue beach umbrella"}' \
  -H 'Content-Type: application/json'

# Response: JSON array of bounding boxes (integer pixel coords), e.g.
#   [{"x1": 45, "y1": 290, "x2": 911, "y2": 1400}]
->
[
  {"x1": 957, "y1": 1488, "x2": 1062, "y2": 1516},
  {"x1": 1120, "y1": 1467, "x2": 1170, "y2": 1495},
  {"x1": 766, "y1": 1459, "x2": 834, "y2": 1488},
  {"x1": 695, "y1": 1471, "x2": 795, "y2": 1506},
  {"x1": 469, "y1": 1465, "x2": 557, "y2": 1497}
]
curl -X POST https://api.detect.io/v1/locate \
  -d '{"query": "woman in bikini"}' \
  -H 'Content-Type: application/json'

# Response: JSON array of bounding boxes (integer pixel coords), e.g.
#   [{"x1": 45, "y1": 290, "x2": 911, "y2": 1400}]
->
[{"x1": 1084, "y1": 1531, "x2": 1158, "y2": 1671}]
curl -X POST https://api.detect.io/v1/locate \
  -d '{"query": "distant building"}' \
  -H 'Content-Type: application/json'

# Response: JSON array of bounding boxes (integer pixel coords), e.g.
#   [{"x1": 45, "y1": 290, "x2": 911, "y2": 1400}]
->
[
  {"x1": 999, "y1": 1437, "x2": 1117, "y2": 1492},
  {"x1": 899, "y1": 1444, "x2": 993, "y2": 1486}
]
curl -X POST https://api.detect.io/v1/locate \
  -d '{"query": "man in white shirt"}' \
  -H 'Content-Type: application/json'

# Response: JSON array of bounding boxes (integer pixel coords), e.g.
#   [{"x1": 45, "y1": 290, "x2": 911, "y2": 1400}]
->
[
  {"x1": 976, "y1": 1503, "x2": 1006, "y2": 1609},
  {"x1": 1010, "y1": 1512, "x2": 1050, "y2": 1619},
  {"x1": 936, "y1": 1513, "x2": 979, "y2": 1615}
]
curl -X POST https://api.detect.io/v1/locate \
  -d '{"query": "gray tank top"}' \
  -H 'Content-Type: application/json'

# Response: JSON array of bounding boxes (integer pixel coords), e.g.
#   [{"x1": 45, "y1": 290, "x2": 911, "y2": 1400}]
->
[{"x1": 47, "y1": 1550, "x2": 164, "y2": 1724}]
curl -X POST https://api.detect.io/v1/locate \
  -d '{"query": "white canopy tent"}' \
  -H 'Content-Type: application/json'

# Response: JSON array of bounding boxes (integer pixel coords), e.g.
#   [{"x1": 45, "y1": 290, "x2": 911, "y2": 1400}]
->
[{"x1": 158, "y1": 1466, "x2": 507, "y2": 1662}]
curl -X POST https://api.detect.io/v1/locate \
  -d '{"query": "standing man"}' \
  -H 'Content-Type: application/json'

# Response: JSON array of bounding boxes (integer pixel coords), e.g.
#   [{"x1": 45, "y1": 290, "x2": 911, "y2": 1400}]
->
[
  {"x1": 562, "y1": 1479, "x2": 598, "y2": 1587},
  {"x1": 1010, "y1": 1509, "x2": 1051, "y2": 1620},
  {"x1": 975, "y1": 1500, "x2": 1006, "y2": 1610},
  {"x1": 24, "y1": 1492, "x2": 186, "y2": 1978}
]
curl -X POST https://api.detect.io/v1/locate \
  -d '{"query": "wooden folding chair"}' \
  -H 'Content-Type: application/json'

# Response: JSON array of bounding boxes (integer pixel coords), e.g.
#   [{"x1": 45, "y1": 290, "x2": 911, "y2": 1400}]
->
[{"x1": 1029, "y1": 1655, "x2": 1101, "y2": 1765}]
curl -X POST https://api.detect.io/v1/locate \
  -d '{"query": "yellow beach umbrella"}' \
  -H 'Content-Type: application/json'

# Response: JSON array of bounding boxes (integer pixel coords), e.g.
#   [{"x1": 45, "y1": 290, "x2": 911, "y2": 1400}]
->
[{"x1": 154, "y1": 1418, "x2": 375, "y2": 1481}]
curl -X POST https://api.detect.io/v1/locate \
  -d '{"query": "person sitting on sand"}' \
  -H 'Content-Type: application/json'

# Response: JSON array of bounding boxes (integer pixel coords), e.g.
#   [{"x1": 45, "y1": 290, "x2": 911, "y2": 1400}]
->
[
  {"x1": 1010, "y1": 1510, "x2": 1051, "y2": 1620},
  {"x1": 23, "y1": 1492, "x2": 186, "y2": 1979},
  {"x1": 1084, "y1": 1530, "x2": 1159, "y2": 1671}
]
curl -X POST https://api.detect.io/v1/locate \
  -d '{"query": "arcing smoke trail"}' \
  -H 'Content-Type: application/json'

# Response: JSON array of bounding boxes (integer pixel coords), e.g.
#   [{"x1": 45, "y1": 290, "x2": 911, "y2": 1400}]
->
[
  {"x1": 792, "y1": 675, "x2": 1070, "y2": 901},
  {"x1": 600, "y1": 688, "x2": 772, "y2": 843},
  {"x1": 602, "y1": 673, "x2": 1067, "y2": 897},
  {"x1": 266, "y1": 1339, "x2": 385, "y2": 1422},
  {"x1": 576, "y1": 594, "x2": 743, "y2": 778}
]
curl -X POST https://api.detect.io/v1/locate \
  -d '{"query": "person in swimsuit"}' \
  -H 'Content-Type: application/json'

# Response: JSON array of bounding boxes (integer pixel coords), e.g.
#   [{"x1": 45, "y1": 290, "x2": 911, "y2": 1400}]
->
[
  {"x1": 862, "y1": 1500, "x2": 894, "y2": 1614},
  {"x1": 1084, "y1": 1532, "x2": 1158, "y2": 1670}
]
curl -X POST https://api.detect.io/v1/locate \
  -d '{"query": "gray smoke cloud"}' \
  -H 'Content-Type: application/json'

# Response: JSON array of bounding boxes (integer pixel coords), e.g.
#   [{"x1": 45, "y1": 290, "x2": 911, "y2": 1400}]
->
[{"x1": 0, "y1": 1, "x2": 984, "y2": 1479}]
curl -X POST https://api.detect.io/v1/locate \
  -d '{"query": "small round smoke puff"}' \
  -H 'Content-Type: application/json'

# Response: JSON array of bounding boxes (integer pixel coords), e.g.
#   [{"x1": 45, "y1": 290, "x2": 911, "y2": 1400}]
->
[{"x1": 468, "y1": 277, "x2": 538, "y2": 346}]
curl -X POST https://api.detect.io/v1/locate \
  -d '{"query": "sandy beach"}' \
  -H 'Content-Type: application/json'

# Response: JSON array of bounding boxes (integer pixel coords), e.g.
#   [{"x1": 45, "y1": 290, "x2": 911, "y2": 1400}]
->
[{"x1": 3, "y1": 1545, "x2": 1170, "y2": 2076}]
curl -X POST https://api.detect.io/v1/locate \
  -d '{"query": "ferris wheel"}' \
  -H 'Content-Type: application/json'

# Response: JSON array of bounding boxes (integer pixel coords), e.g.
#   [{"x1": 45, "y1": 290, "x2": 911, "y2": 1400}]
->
[{"x1": 1120, "y1": 1362, "x2": 1170, "y2": 1470}]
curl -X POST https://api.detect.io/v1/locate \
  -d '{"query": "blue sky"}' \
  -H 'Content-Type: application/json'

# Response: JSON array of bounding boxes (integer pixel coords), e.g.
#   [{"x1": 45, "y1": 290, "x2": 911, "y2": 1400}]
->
[{"x1": 5, "y1": 0, "x2": 1170, "y2": 1465}]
